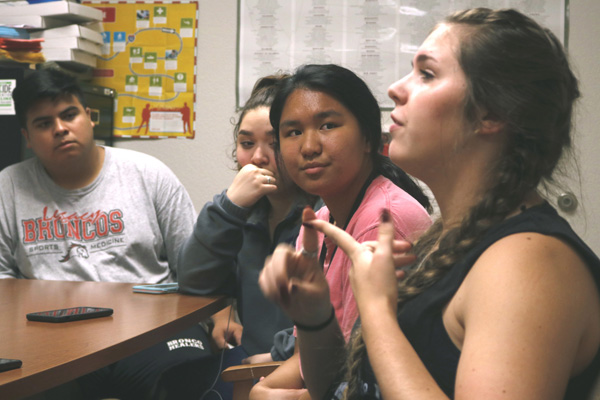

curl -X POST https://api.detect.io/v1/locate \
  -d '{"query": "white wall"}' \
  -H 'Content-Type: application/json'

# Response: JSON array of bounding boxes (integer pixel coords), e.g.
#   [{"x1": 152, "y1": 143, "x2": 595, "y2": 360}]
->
[
  {"x1": 563, "y1": 0, "x2": 600, "y2": 254},
  {"x1": 114, "y1": 0, "x2": 600, "y2": 254}
]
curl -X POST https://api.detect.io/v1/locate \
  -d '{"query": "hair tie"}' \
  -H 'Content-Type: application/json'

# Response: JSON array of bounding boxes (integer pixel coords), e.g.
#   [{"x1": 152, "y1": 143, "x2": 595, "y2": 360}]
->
[{"x1": 294, "y1": 307, "x2": 335, "y2": 331}]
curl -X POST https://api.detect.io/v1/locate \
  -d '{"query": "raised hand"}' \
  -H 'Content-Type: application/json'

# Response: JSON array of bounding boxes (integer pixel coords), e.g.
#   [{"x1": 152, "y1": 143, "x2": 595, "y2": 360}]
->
[
  {"x1": 227, "y1": 164, "x2": 278, "y2": 208},
  {"x1": 305, "y1": 209, "x2": 414, "y2": 312},
  {"x1": 258, "y1": 207, "x2": 332, "y2": 327}
]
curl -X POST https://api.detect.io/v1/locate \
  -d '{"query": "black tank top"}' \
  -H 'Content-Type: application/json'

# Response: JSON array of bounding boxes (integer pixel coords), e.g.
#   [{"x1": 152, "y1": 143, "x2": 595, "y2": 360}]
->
[
  {"x1": 398, "y1": 202, "x2": 600, "y2": 399},
  {"x1": 331, "y1": 202, "x2": 600, "y2": 399}
]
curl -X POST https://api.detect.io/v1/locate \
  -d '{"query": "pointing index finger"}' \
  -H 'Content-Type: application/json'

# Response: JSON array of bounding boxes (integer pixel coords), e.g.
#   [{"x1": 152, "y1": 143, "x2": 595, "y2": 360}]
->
[
  {"x1": 374, "y1": 208, "x2": 395, "y2": 257},
  {"x1": 301, "y1": 206, "x2": 319, "y2": 255},
  {"x1": 307, "y1": 218, "x2": 362, "y2": 259}
]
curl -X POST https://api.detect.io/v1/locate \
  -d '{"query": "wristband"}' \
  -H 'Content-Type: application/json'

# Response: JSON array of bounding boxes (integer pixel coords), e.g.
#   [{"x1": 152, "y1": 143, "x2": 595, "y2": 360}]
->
[{"x1": 294, "y1": 307, "x2": 335, "y2": 331}]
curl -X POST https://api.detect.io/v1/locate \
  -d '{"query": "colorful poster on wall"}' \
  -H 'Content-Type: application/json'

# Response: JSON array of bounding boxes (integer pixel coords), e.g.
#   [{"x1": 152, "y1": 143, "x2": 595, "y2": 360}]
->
[{"x1": 84, "y1": 0, "x2": 197, "y2": 138}]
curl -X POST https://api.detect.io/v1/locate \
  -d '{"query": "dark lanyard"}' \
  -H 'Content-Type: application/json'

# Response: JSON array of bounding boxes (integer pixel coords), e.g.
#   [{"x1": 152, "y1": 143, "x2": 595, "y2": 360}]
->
[{"x1": 318, "y1": 171, "x2": 379, "y2": 272}]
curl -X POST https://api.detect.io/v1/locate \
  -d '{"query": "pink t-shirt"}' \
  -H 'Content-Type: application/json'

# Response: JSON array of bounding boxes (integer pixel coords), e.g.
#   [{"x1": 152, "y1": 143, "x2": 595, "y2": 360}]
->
[{"x1": 296, "y1": 175, "x2": 432, "y2": 340}]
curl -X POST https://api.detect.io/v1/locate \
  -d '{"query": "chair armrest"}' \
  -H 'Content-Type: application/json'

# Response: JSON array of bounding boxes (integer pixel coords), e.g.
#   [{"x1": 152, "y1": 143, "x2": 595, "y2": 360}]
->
[{"x1": 221, "y1": 361, "x2": 282, "y2": 383}]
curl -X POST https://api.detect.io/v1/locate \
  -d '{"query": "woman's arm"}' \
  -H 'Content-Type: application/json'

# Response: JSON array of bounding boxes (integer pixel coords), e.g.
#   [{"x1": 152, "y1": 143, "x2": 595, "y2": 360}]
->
[
  {"x1": 259, "y1": 242, "x2": 345, "y2": 399},
  {"x1": 315, "y1": 213, "x2": 600, "y2": 400},
  {"x1": 258, "y1": 207, "x2": 347, "y2": 399},
  {"x1": 178, "y1": 164, "x2": 277, "y2": 295},
  {"x1": 314, "y1": 212, "x2": 447, "y2": 399},
  {"x1": 451, "y1": 232, "x2": 600, "y2": 399},
  {"x1": 297, "y1": 313, "x2": 346, "y2": 398},
  {"x1": 256, "y1": 207, "x2": 431, "y2": 399},
  {"x1": 177, "y1": 191, "x2": 248, "y2": 295},
  {"x1": 250, "y1": 350, "x2": 308, "y2": 400}
]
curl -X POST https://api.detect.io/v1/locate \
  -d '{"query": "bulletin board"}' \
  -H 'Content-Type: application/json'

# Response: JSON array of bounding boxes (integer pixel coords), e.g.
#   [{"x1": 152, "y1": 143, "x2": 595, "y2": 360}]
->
[
  {"x1": 237, "y1": 0, "x2": 567, "y2": 110},
  {"x1": 85, "y1": 0, "x2": 197, "y2": 139}
]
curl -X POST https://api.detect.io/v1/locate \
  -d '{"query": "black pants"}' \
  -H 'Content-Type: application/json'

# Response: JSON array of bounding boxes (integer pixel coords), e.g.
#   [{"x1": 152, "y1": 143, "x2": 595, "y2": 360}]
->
[
  {"x1": 154, "y1": 345, "x2": 249, "y2": 400},
  {"x1": 77, "y1": 324, "x2": 214, "y2": 399}
]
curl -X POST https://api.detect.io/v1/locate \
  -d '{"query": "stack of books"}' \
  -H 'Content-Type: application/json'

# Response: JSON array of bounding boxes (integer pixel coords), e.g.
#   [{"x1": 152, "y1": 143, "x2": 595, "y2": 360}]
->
[
  {"x1": 0, "y1": 0, "x2": 103, "y2": 68},
  {"x1": 30, "y1": 22, "x2": 103, "y2": 67}
]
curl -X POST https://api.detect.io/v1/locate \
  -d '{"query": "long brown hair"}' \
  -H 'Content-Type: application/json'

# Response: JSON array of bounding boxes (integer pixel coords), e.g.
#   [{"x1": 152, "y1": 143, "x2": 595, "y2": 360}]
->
[{"x1": 343, "y1": 8, "x2": 580, "y2": 399}]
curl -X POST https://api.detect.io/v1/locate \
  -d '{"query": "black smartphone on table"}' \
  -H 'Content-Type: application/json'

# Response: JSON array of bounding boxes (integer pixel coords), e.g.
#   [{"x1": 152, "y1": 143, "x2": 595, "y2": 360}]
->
[
  {"x1": 0, "y1": 358, "x2": 22, "y2": 373},
  {"x1": 26, "y1": 307, "x2": 113, "y2": 323}
]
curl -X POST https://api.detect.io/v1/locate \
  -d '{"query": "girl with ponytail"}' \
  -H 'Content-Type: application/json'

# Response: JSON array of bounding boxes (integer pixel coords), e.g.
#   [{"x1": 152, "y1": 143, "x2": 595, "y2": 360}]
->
[{"x1": 258, "y1": 8, "x2": 600, "y2": 400}]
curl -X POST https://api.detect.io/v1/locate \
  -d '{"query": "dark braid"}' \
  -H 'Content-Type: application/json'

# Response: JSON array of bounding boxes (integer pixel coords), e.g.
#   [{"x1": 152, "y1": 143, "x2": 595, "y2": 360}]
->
[{"x1": 343, "y1": 8, "x2": 579, "y2": 399}]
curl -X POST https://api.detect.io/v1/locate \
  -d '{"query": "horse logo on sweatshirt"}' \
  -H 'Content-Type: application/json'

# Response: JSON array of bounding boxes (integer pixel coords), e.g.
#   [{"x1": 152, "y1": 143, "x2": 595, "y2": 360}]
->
[{"x1": 59, "y1": 243, "x2": 90, "y2": 263}]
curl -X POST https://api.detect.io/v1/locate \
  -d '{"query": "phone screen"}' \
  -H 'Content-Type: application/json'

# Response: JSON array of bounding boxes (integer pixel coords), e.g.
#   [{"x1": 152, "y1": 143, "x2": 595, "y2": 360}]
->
[{"x1": 26, "y1": 307, "x2": 113, "y2": 323}]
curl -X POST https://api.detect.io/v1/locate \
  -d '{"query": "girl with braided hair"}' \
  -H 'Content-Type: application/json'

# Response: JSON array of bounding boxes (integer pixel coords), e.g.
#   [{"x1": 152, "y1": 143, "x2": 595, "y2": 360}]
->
[{"x1": 258, "y1": 8, "x2": 600, "y2": 400}]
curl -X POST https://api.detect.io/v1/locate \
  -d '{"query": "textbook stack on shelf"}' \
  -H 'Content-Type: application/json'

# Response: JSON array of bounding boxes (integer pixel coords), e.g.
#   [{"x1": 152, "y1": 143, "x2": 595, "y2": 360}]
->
[
  {"x1": 0, "y1": 1, "x2": 102, "y2": 28},
  {"x1": 29, "y1": 22, "x2": 104, "y2": 44},
  {"x1": 0, "y1": 0, "x2": 103, "y2": 68},
  {"x1": 30, "y1": 22, "x2": 103, "y2": 67}
]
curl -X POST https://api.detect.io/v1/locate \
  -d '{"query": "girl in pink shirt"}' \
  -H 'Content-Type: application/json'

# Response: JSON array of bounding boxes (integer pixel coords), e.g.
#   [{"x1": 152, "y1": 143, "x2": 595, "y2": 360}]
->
[{"x1": 250, "y1": 64, "x2": 432, "y2": 399}]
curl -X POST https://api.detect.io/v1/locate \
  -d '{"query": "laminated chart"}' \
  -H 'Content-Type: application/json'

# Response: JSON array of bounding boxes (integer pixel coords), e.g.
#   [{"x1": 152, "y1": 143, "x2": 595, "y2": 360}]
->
[
  {"x1": 85, "y1": 0, "x2": 197, "y2": 138},
  {"x1": 238, "y1": 0, "x2": 566, "y2": 110}
]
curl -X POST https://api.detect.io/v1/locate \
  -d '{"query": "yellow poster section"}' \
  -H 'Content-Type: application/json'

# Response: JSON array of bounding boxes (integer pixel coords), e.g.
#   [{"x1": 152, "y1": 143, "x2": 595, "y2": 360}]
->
[{"x1": 88, "y1": 1, "x2": 197, "y2": 138}]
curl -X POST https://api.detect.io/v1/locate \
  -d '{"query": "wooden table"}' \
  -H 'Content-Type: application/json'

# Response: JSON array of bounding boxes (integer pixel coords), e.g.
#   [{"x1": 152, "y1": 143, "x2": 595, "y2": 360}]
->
[{"x1": 0, "y1": 279, "x2": 227, "y2": 399}]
